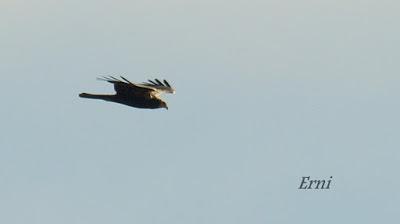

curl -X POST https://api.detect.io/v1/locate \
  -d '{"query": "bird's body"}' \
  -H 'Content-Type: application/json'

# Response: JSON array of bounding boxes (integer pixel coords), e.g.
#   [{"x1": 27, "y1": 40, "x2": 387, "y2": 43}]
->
[{"x1": 79, "y1": 76, "x2": 175, "y2": 110}]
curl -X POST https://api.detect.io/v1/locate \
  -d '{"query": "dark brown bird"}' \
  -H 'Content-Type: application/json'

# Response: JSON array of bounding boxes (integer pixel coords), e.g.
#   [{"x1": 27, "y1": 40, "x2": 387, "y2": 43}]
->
[{"x1": 79, "y1": 76, "x2": 175, "y2": 110}]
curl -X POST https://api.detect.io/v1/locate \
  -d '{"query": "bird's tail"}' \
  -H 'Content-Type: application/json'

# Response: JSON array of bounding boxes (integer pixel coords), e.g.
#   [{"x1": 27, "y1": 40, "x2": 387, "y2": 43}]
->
[{"x1": 79, "y1": 93, "x2": 114, "y2": 101}]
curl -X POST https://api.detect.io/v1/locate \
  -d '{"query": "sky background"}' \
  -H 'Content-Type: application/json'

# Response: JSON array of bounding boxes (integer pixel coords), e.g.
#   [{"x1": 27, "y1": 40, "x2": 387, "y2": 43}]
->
[{"x1": 1, "y1": 0, "x2": 399, "y2": 223}]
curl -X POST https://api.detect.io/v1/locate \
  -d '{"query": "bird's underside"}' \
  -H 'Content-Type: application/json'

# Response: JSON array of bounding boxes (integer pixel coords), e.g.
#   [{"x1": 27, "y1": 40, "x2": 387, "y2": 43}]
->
[{"x1": 79, "y1": 76, "x2": 175, "y2": 110}]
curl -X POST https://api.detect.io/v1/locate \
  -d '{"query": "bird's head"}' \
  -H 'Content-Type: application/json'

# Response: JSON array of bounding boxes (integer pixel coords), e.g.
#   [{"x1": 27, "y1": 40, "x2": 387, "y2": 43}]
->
[{"x1": 160, "y1": 101, "x2": 168, "y2": 110}]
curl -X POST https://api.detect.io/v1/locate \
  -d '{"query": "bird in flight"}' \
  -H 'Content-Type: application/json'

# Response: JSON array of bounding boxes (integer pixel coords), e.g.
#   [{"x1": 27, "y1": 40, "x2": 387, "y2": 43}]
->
[{"x1": 79, "y1": 76, "x2": 175, "y2": 110}]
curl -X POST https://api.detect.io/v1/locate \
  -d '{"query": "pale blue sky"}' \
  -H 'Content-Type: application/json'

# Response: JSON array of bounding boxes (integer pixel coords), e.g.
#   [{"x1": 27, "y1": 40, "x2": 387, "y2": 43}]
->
[{"x1": 1, "y1": 0, "x2": 399, "y2": 223}]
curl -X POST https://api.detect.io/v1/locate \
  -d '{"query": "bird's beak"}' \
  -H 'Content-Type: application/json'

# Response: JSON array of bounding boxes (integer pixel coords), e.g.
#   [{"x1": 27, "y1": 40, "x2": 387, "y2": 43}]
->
[{"x1": 165, "y1": 106, "x2": 168, "y2": 110}]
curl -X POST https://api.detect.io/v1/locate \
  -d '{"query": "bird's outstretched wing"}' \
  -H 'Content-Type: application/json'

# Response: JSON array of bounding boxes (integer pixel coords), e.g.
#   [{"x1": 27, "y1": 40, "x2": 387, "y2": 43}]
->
[
  {"x1": 98, "y1": 76, "x2": 156, "y2": 99},
  {"x1": 98, "y1": 76, "x2": 174, "y2": 99}
]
